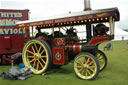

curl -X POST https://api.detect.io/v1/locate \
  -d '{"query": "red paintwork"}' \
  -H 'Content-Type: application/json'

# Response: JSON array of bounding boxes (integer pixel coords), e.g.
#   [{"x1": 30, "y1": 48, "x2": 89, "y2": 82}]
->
[
  {"x1": 19, "y1": 8, "x2": 120, "y2": 28},
  {"x1": 74, "y1": 43, "x2": 81, "y2": 54},
  {"x1": 14, "y1": 8, "x2": 119, "y2": 66},
  {"x1": 67, "y1": 43, "x2": 81, "y2": 54},
  {"x1": 54, "y1": 38, "x2": 66, "y2": 46},
  {"x1": 0, "y1": 35, "x2": 25, "y2": 54},
  {"x1": 0, "y1": 9, "x2": 29, "y2": 20},
  {"x1": 52, "y1": 43, "x2": 82, "y2": 65},
  {"x1": 88, "y1": 35, "x2": 110, "y2": 46},
  {"x1": 0, "y1": 9, "x2": 29, "y2": 55},
  {"x1": 64, "y1": 52, "x2": 68, "y2": 64},
  {"x1": 36, "y1": 36, "x2": 46, "y2": 40},
  {"x1": 52, "y1": 35, "x2": 110, "y2": 64},
  {"x1": 53, "y1": 47, "x2": 68, "y2": 65}
]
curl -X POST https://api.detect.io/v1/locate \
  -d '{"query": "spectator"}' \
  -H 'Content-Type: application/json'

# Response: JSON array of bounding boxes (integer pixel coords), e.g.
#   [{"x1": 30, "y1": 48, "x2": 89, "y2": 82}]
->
[
  {"x1": 104, "y1": 43, "x2": 112, "y2": 51},
  {"x1": 122, "y1": 36, "x2": 124, "y2": 40}
]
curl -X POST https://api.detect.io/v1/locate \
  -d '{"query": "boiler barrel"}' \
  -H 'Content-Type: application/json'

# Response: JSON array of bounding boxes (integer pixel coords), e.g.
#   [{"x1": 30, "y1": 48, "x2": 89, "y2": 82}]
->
[
  {"x1": 67, "y1": 44, "x2": 98, "y2": 55},
  {"x1": 81, "y1": 45, "x2": 98, "y2": 55}
]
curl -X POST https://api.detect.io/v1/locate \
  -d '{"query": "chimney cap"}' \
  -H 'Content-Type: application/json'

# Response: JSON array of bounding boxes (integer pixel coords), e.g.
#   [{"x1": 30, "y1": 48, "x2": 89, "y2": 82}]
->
[{"x1": 84, "y1": 0, "x2": 92, "y2": 11}]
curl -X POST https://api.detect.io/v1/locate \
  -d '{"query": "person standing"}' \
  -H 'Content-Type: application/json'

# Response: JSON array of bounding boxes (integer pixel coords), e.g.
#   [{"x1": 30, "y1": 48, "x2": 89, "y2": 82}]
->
[{"x1": 122, "y1": 36, "x2": 124, "y2": 40}]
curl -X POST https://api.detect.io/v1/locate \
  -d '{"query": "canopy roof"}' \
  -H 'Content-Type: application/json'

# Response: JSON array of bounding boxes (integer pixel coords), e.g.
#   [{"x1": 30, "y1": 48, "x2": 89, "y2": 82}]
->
[{"x1": 16, "y1": 7, "x2": 120, "y2": 29}]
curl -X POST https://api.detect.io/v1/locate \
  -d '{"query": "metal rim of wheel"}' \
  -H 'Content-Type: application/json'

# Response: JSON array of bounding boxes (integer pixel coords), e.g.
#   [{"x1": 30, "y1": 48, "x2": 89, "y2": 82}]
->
[
  {"x1": 96, "y1": 50, "x2": 107, "y2": 72},
  {"x1": 22, "y1": 39, "x2": 51, "y2": 74},
  {"x1": 73, "y1": 52, "x2": 100, "y2": 80}
]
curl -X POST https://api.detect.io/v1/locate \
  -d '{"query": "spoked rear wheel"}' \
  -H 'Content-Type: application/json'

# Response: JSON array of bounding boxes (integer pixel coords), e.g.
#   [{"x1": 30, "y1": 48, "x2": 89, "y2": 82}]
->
[
  {"x1": 22, "y1": 39, "x2": 52, "y2": 74},
  {"x1": 96, "y1": 50, "x2": 107, "y2": 72},
  {"x1": 73, "y1": 52, "x2": 100, "y2": 80}
]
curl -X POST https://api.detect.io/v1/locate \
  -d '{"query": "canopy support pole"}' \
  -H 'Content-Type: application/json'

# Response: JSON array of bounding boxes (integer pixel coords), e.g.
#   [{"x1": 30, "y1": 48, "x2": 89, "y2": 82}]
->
[
  {"x1": 86, "y1": 23, "x2": 92, "y2": 42},
  {"x1": 32, "y1": 26, "x2": 34, "y2": 38}
]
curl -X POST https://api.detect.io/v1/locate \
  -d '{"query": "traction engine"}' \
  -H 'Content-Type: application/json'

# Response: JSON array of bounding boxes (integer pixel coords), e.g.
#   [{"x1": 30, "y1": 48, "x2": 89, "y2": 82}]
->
[{"x1": 16, "y1": 7, "x2": 120, "y2": 80}]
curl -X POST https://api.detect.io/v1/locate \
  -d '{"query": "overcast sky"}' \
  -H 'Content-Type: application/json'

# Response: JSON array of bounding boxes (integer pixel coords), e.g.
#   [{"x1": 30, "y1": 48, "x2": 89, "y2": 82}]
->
[{"x1": 0, "y1": 0, "x2": 128, "y2": 34}]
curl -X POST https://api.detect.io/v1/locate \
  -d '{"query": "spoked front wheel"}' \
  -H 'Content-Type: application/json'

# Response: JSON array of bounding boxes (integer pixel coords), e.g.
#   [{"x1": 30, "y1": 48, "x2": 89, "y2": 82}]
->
[
  {"x1": 73, "y1": 52, "x2": 100, "y2": 80},
  {"x1": 22, "y1": 39, "x2": 52, "y2": 74}
]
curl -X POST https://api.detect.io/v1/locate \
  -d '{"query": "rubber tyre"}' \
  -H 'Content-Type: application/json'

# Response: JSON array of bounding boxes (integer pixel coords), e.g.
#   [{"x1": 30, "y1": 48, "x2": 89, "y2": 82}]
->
[{"x1": 73, "y1": 52, "x2": 100, "y2": 80}]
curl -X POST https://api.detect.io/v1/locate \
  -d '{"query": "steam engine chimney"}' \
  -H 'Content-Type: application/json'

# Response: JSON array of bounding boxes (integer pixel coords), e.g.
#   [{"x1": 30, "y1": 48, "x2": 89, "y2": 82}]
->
[
  {"x1": 84, "y1": 0, "x2": 92, "y2": 42},
  {"x1": 84, "y1": 0, "x2": 92, "y2": 11}
]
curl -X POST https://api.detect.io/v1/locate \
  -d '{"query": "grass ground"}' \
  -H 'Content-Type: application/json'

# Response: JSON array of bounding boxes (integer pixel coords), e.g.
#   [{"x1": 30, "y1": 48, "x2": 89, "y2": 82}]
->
[{"x1": 0, "y1": 40, "x2": 128, "y2": 85}]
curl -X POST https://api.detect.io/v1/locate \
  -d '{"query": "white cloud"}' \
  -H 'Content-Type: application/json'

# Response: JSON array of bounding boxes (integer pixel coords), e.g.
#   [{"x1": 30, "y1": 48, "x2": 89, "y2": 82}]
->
[
  {"x1": 0, "y1": 1, "x2": 24, "y2": 9},
  {"x1": 0, "y1": 0, "x2": 128, "y2": 35},
  {"x1": 115, "y1": 26, "x2": 128, "y2": 35}
]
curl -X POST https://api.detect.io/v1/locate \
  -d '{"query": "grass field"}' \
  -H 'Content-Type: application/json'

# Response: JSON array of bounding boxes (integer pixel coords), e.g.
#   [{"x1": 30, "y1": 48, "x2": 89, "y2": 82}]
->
[{"x1": 0, "y1": 40, "x2": 128, "y2": 85}]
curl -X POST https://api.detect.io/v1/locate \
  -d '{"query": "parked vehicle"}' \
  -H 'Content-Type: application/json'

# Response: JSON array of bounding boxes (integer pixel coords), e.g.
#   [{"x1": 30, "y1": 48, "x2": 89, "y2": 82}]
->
[
  {"x1": 0, "y1": 9, "x2": 29, "y2": 64},
  {"x1": 16, "y1": 7, "x2": 120, "y2": 80}
]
